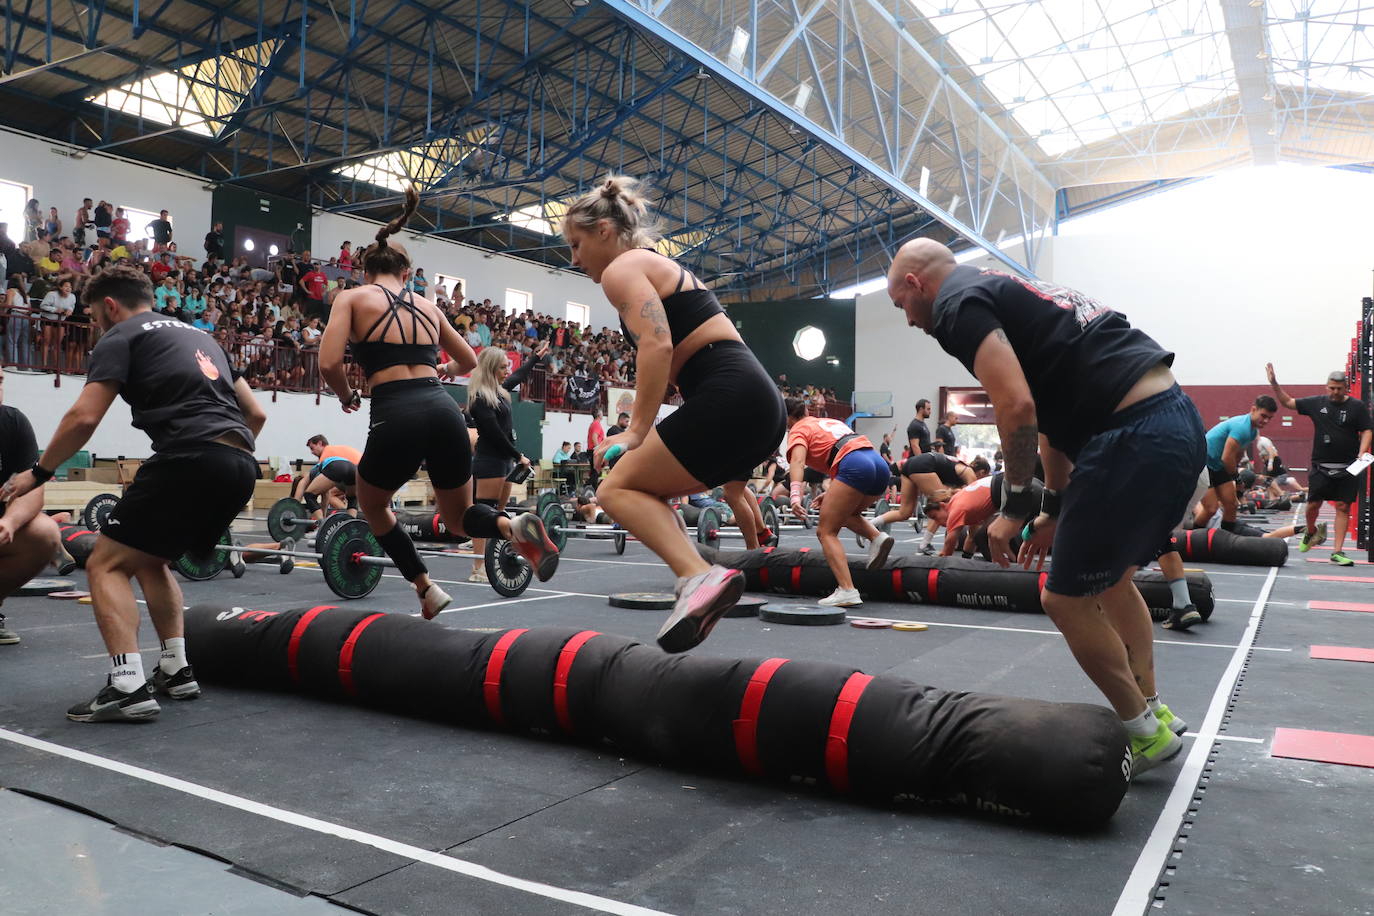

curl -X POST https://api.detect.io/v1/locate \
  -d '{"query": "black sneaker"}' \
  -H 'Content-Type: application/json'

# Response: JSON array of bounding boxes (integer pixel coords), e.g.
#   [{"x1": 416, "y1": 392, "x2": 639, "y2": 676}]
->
[
  {"x1": 918, "y1": 545, "x2": 936, "y2": 557},
  {"x1": 0, "y1": 615, "x2": 18, "y2": 646},
  {"x1": 149, "y1": 664, "x2": 201, "y2": 700},
  {"x1": 1162, "y1": 604, "x2": 1203, "y2": 631},
  {"x1": 67, "y1": 679, "x2": 161, "y2": 723}
]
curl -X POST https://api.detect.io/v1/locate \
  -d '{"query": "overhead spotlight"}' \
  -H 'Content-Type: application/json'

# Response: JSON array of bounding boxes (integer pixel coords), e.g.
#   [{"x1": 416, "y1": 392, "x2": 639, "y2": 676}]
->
[
  {"x1": 1256, "y1": 50, "x2": 1269, "y2": 60},
  {"x1": 1262, "y1": 92, "x2": 1275, "y2": 101},
  {"x1": 695, "y1": 67, "x2": 710, "y2": 80}
]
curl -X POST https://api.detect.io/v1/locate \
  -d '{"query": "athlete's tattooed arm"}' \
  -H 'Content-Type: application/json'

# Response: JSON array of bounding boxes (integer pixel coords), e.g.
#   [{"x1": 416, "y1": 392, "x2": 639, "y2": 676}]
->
[{"x1": 971, "y1": 327, "x2": 1040, "y2": 487}]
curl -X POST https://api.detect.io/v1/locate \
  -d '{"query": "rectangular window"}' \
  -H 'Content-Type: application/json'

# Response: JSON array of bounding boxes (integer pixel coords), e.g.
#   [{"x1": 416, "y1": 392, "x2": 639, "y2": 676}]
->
[
  {"x1": 504, "y1": 288, "x2": 531, "y2": 316},
  {"x1": 566, "y1": 301, "x2": 590, "y2": 328},
  {"x1": 0, "y1": 179, "x2": 33, "y2": 241},
  {"x1": 121, "y1": 205, "x2": 163, "y2": 241},
  {"x1": 434, "y1": 273, "x2": 465, "y2": 302}
]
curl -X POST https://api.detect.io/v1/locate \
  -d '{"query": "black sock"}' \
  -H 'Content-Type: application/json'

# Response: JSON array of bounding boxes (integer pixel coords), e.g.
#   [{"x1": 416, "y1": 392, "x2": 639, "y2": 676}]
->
[
  {"x1": 1220, "y1": 519, "x2": 1237, "y2": 533},
  {"x1": 1294, "y1": 523, "x2": 1306, "y2": 535},
  {"x1": 374, "y1": 523, "x2": 428, "y2": 581},
  {"x1": 463, "y1": 502, "x2": 508, "y2": 539}
]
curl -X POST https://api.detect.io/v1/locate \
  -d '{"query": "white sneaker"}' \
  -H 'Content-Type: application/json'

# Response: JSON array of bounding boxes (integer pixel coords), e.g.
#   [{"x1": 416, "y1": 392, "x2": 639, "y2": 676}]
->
[
  {"x1": 419, "y1": 584, "x2": 452, "y2": 620},
  {"x1": 819, "y1": 587, "x2": 862, "y2": 607},
  {"x1": 467, "y1": 569, "x2": 488, "y2": 583},
  {"x1": 657, "y1": 566, "x2": 744, "y2": 653},
  {"x1": 865, "y1": 531, "x2": 894, "y2": 569}
]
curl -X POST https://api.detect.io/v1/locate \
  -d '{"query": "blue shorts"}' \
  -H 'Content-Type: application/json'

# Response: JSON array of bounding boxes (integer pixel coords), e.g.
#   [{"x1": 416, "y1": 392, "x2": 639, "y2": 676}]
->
[
  {"x1": 1048, "y1": 385, "x2": 1205, "y2": 598},
  {"x1": 834, "y1": 448, "x2": 891, "y2": 497}
]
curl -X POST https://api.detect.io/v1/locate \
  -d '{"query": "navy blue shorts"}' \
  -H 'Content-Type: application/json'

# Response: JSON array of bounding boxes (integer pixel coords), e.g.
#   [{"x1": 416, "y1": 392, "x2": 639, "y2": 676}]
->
[
  {"x1": 1048, "y1": 385, "x2": 1205, "y2": 597},
  {"x1": 834, "y1": 447, "x2": 890, "y2": 497}
]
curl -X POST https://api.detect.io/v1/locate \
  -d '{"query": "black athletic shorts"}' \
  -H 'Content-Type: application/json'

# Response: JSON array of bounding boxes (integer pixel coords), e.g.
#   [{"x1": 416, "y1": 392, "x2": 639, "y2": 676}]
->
[
  {"x1": 655, "y1": 340, "x2": 786, "y2": 488},
  {"x1": 1207, "y1": 466, "x2": 1237, "y2": 489},
  {"x1": 359, "y1": 377, "x2": 472, "y2": 491},
  {"x1": 802, "y1": 466, "x2": 826, "y2": 486},
  {"x1": 318, "y1": 458, "x2": 357, "y2": 487},
  {"x1": 1309, "y1": 465, "x2": 1359, "y2": 504},
  {"x1": 472, "y1": 454, "x2": 515, "y2": 481},
  {"x1": 901, "y1": 453, "x2": 963, "y2": 487},
  {"x1": 103, "y1": 443, "x2": 257, "y2": 560}
]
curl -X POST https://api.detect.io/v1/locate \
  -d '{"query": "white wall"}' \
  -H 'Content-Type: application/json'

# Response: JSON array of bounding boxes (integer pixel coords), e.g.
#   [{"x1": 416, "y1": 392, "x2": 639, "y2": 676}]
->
[
  {"x1": 7, "y1": 370, "x2": 372, "y2": 470},
  {"x1": 310, "y1": 211, "x2": 617, "y2": 331},
  {"x1": 0, "y1": 128, "x2": 210, "y2": 243},
  {"x1": 1048, "y1": 166, "x2": 1374, "y2": 385}
]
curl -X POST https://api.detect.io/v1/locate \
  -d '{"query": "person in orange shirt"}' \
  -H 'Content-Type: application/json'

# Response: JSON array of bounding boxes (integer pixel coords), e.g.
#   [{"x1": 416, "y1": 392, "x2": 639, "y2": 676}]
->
[
  {"x1": 923, "y1": 476, "x2": 997, "y2": 557},
  {"x1": 783, "y1": 397, "x2": 894, "y2": 607},
  {"x1": 294, "y1": 434, "x2": 363, "y2": 519}
]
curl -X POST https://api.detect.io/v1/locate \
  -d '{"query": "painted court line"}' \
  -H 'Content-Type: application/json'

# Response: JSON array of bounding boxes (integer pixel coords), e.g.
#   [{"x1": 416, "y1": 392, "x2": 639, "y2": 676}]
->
[
  {"x1": 0, "y1": 728, "x2": 670, "y2": 916},
  {"x1": 850, "y1": 616, "x2": 1285, "y2": 651},
  {"x1": 1194, "y1": 734, "x2": 1265, "y2": 744},
  {"x1": 430, "y1": 594, "x2": 570, "y2": 617},
  {"x1": 1308, "y1": 575, "x2": 1374, "y2": 583},
  {"x1": 1112, "y1": 564, "x2": 1278, "y2": 916},
  {"x1": 1309, "y1": 645, "x2": 1374, "y2": 663},
  {"x1": 1309, "y1": 600, "x2": 1374, "y2": 614},
  {"x1": 1270, "y1": 728, "x2": 1374, "y2": 769}
]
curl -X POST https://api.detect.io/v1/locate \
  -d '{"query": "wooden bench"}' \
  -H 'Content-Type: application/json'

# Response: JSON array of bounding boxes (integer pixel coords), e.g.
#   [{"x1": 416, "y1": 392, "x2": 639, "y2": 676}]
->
[{"x1": 42, "y1": 481, "x2": 121, "y2": 514}]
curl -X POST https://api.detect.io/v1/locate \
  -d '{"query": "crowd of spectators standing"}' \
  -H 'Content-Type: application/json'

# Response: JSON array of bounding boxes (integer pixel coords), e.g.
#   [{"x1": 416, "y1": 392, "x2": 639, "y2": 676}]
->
[{"x1": 0, "y1": 194, "x2": 642, "y2": 398}]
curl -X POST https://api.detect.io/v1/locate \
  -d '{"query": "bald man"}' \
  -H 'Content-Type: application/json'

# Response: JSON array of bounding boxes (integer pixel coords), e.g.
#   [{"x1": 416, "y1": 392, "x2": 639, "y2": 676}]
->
[{"x1": 887, "y1": 239, "x2": 1205, "y2": 777}]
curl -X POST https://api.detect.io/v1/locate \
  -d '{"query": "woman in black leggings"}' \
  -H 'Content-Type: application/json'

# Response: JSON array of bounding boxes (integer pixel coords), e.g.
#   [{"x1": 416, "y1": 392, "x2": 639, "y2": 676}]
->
[
  {"x1": 564, "y1": 175, "x2": 786, "y2": 653},
  {"x1": 319, "y1": 187, "x2": 559, "y2": 619},
  {"x1": 466, "y1": 340, "x2": 548, "y2": 582}
]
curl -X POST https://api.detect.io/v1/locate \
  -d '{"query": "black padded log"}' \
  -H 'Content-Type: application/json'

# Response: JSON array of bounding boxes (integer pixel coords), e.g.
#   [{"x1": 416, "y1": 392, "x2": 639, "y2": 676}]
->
[
  {"x1": 698, "y1": 546, "x2": 1216, "y2": 620},
  {"x1": 57, "y1": 524, "x2": 98, "y2": 568},
  {"x1": 183, "y1": 604, "x2": 1130, "y2": 829},
  {"x1": 1169, "y1": 527, "x2": 1287, "y2": 567},
  {"x1": 393, "y1": 508, "x2": 467, "y2": 543}
]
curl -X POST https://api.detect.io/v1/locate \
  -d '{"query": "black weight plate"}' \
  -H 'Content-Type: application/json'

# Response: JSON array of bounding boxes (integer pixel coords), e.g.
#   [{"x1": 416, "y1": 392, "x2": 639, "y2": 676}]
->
[
  {"x1": 696, "y1": 506, "x2": 720, "y2": 545},
  {"x1": 175, "y1": 530, "x2": 232, "y2": 581},
  {"x1": 542, "y1": 501, "x2": 569, "y2": 552},
  {"x1": 758, "y1": 605, "x2": 846, "y2": 626},
  {"x1": 321, "y1": 518, "x2": 383, "y2": 599},
  {"x1": 15, "y1": 577, "x2": 77, "y2": 596},
  {"x1": 267, "y1": 497, "x2": 309, "y2": 542},
  {"x1": 536, "y1": 491, "x2": 560, "y2": 517},
  {"x1": 485, "y1": 538, "x2": 533, "y2": 598},
  {"x1": 613, "y1": 531, "x2": 627, "y2": 554},
  {"x1": 724, "y1": 595, "x2": 768, "y2": 618},
  {"x1": 82, "y1": 493, "x2": 121, "y2": 531},
  {"x1": 608, "y1": 592, "x2": 676, "y2": 610},
  {"x1": 313, "y1": 511, "x2": 352, "y2": 549}
]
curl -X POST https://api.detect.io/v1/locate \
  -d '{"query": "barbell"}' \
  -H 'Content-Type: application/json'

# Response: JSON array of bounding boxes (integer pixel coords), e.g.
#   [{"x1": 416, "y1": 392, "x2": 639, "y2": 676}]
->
[
  {"x1": 82, "y1": 492, "x2": 343, "y2": 545},
  {"x1": 175, "y1": 517, "x2": 536, "y2": 599}
]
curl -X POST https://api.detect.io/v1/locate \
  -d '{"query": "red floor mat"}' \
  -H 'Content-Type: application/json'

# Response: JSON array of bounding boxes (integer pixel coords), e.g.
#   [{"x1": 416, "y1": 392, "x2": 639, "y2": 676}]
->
[{"x1": 1271, "y1": 728, "x2": 1374, "y2": 769}]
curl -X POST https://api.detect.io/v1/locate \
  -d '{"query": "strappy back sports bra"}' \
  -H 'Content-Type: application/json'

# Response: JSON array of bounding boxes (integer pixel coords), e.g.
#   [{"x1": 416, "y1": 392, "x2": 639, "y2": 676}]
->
[
  {"x1": 349, "y1": 284, "x2": 441, "y2": 376},
  {"x1": 618, "y1": 250, "x2": 724, "y2": 347}
]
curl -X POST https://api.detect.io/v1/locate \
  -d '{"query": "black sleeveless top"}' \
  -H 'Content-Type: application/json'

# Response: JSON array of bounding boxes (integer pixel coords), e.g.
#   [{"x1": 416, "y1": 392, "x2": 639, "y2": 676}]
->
[
  {"x1": 349, "y1": 284, "x2": 441, "y2": 377},
  {"x1": 619, "y1": 252, "x2": 724, "y2": 347}
]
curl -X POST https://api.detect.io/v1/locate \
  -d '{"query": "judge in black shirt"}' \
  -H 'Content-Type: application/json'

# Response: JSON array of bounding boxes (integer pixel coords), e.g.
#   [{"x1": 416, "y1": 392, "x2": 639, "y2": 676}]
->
[
  {"x1": 3, "y1": 265, "x2": 266, "y2": 724},
  {"x1": 935, "y1": 411, "x2": 958, "y2": 456},
  {"x1": 204, "y1": 222, "x2": 224, "y2": 264},
  {"x1": 0, "y1": 366, "x2": 63, "y2": 646},
  {"x1": 1266, "y1": 364, "x2": 1372, "y2": 566},
  {"x1": 887, "y1": 238, "x2": 1204, "y2": 775},
  {"x1": 906, "y1": 399, "x2": 933, "y2": 455}
]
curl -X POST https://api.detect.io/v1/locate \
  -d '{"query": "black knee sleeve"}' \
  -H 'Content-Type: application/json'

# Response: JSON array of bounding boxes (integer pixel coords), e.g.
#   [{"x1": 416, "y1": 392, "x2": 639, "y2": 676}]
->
[
  {"x1": 374, "y1": 523, "x2": 428, "y2": 582},
  {"x1": 303, "y1": 492, "x2": 319, "y2": 513},
  {"x1": 346, "y1": 495, "x2": 358, "y2": 511},
  {"x1": 463, "y1": 501, "x2": 508, "y2": 540}
]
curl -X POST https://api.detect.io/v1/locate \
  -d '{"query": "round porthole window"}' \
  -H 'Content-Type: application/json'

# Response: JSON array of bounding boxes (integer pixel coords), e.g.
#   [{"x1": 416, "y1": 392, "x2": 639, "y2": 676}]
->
[{"x1": 792, "y1": 325, "x2": 826, "y2": 361}]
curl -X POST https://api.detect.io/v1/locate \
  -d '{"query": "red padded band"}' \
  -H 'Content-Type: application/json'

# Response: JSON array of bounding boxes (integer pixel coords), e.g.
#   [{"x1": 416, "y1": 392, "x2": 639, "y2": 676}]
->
[
  {"x1": 824, "y1": 672, "x2": 874, "y2": 793},
  {"x1": 338, "y1": 613, "x2": 385, "y2": 696},
  {"x1": 553, "y1": 630, "x2": 600, "y2": 734},
  {"x1": 927, "y1": 569, "x2": 940, "y2": 604},
  {"x1": 733, "y1": 658, "x2": 790, "y2": 776},
  {"x1": 287, "y1": 605, "x2": 336, "y2": 684},
  {"x1": 483, "y1": 629, "x2": 528, "y2": 725}
]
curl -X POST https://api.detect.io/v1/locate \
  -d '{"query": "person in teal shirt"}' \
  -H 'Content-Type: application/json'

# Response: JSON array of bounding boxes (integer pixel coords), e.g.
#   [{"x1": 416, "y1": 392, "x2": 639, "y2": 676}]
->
[
  {"x1": 1196, "y1": 396, "x2": 1276, "y2": 531},
  {"x1": 183, "y1": 288, "x2": 207, "y2": 318}
]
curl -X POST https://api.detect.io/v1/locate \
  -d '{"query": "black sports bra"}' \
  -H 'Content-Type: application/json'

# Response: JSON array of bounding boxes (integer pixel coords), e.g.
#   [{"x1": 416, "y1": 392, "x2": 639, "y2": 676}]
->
[
  {"x1": 349, "y1": 284, "x2": 441, "y2": 377},
  {"x1": 618, "y1": 251, "x2": 724, "y2": 348}
]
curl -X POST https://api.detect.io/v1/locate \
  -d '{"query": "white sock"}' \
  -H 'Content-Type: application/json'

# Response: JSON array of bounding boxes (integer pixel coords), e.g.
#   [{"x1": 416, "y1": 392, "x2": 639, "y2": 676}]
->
[
  {"x1": 1145, "y1": 694, "x2": 1162, "y2": 713},
  {"x1": 159, "y1": 637, "x2": 187, "y2": 675},
  {"x1": 1167, "y1": 579, "x2": 1191, "y2": 610},
  {"x1": 110, "y1": 652, "x2": 145, "y2": 693},
  {"x1": 1121, "y1": 707, "x2": 1161, "y2": 738},
  {"x1": 919, "y1": 528, "x2": 935, "y2": 549}
]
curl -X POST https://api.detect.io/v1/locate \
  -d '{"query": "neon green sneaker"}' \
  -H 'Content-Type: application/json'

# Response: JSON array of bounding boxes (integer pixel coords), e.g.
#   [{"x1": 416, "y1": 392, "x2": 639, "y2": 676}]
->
[
  {"x1": 1299, "y1": 528, "x2": 1314, "y2": 552},
  {"x1": 1330, "y1": 552, "x2": 1354, "y2": 567},
  {"x1": 1311, "y1": 522, "x2": 1328, "y2": 548},
  {"x1": 1130, "y1": 722, "x2": 1183, "y2": 777},
  {"x1": 1153, "y1": 703, "x2": 1187, "y2": 736}
]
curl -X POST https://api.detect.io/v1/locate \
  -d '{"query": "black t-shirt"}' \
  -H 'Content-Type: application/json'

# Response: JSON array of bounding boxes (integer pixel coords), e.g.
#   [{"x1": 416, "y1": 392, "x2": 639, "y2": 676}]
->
[
  {"x1": 906, "y1": 417, "x2": 932, "y2": 453},
  {"x1": 0, "y1": 405, "x2": 39, "y2": 518},
  {"x1": 1296, "y1": 395, "x2": 1371, "y2": 467},
  {"x1": 204, "y1": 230, "x2": 223, "y2": 256},
  {"x1": 935, "y1": 423, "x2": 956, "y2": 454},
  {"x1": 86, "y1": 313, "x2": 254, "y2": 453},
  {"x1": 149, "y1": 219, "x2": 172, "y2": 244},
  {"x1": 931, "y1": 265, "x2": 1172, "y2": 459},
  {"x1": 878, "y1": 440, "x2": 892, "y2": 460}
]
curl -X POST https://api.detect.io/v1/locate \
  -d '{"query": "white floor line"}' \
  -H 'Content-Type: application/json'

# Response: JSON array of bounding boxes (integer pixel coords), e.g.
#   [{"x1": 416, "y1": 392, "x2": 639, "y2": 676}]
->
[
  {"x1": 1215, "y1": 598, "x2": 1294, "y2": 605},
  {"x1": 851, "y1": 616, "x2": 1284, "y2": 651},
  {"x1": 0, "y1": 728, "x2": 670, "y2": 916},
  {"x1": 379, "y1": 572, "x2": 608, "y2": 600},
  {"x1": 1111, "y1": 564, "x2": 1278, "y2": 916},
  {"x1": 425, "y1": 594, "x2": 570, "y2": 617},
  {"x1": 1197, "y1": 734, "x2": 1265, "y2": 744}
]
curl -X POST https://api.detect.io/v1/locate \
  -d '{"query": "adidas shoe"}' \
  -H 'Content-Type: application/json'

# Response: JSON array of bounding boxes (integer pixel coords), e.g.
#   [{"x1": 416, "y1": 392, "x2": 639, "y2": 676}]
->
[
  {"x1": 67, "y1": 679, "x2": 160, "y2": 723},
  {"x1": 1129, "y1": 722, "x2": 1183, "y2": 776},
  {"x1": 658, "y1": 566, "x2": 744, "y2": 654},
  {"x1": 1162, "y1": 604, "x2": 1203, "y2": 631},
  {"x1": 149, "y1": 664, "x2": 201, "y2": 700}
]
